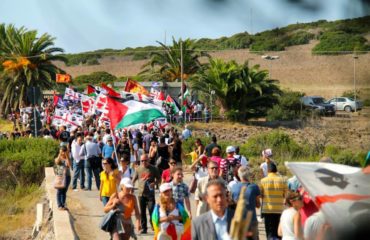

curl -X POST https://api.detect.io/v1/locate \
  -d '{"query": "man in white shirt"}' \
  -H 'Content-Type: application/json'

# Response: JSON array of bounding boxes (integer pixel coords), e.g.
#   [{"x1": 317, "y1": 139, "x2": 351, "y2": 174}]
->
[
  {"x1": 71, "y1": 135, "x2": 85, "y2": 190},
  {"x1": 182, "y1": 125, "x2": 192, "y2": 140},
  {"x1": 234, "y1": 146, "x2": 248, "y2": 167}
]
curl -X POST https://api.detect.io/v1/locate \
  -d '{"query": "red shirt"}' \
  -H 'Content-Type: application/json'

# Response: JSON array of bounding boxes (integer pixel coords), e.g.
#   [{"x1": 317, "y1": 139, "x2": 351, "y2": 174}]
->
[
  {"x1": 299, "y1": 190, "x2": 318, "y2": 226},
  {"x1": 161, "y1": 169, "x2": 171, "y2": 183}
]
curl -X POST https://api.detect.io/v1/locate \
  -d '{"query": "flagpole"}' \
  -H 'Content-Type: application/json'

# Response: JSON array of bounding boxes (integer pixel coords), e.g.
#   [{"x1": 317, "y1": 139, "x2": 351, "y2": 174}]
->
[{"x1": 180, "y1": 40, "x2": 185, "y2": 124}]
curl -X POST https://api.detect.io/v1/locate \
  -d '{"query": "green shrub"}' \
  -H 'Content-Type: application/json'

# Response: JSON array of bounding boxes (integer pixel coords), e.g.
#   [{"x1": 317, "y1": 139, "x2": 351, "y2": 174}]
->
[
  {"x1": 86, "y1": 58, "x2": 100, "y2": 65},
  {"x1": 286, "y1": 31, "x2": 315, "y2": 46},
  {"x1": 312, "y1": 31, "x2": 370, "y2": 54},
  {"x1": 341, "y1": 89, "x2": 361, "y2": 99},
  {"x1": 73, "y1": 71, "x2": 117, "y2": 87},
  {"x1": 266, "y1": 90, "x2": 306, "y2": 121},
  {"x1": 0, "y1": 138, "x2": 59, "y2": 188},
  {"x1": 363, "y1": 99, "x2": 370, "y2": 106},
  {"x1": 241, "y1": 131, "x2": 303, "y2": 165}
]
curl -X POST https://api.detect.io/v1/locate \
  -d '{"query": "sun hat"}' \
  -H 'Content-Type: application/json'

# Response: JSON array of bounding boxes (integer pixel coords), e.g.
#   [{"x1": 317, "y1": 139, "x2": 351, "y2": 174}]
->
[
  {"x1": 159, "y1": 183, "x2": 172, "y2": 193},
  {"x1": 120, "y1": 178, "x2": 133, "y2": 188},
  {"x1": 262, "y1": 148, "x2": 273, "y2": 158},
  {"x1": 226, "y1": 146, "x2": 235, "y2": 153}
]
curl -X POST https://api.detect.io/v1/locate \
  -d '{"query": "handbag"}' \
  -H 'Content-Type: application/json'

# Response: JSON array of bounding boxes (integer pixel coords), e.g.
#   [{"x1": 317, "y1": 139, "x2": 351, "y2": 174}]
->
[
  {"x1": 54, "y1": 174, "x2": 66, "y2": 189},
  {"x1": 189, "y1": 174, "x2": 198, "y2": 194},
  {"x1": 100, "y1": 209, "x2": 119, "y2": 232},
  {"x1": 54, "y1": 165, "x2": 66, "y2": 189}
]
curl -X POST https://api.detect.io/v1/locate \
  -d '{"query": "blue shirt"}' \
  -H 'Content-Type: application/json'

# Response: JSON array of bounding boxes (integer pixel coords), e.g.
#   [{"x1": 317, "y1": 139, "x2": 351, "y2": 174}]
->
[
  {"x1": 211, "y1": 209, "x2": 228, "y2": 240},
  {"x1": 231, "y1": 182, "x2": 261, "y2": 222},
  {"x1": 102, "y1": 144, "x2": 115, "y2": 160}
]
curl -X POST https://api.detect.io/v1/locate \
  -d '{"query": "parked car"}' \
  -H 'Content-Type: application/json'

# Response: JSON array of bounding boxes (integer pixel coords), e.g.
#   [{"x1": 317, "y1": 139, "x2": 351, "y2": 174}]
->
[
  {"x1": 327, "y1": 97, "x2": 363, "y2": 112},
  {"x1": 301, "y1": 96, "x2": 336, "y2": 116}
]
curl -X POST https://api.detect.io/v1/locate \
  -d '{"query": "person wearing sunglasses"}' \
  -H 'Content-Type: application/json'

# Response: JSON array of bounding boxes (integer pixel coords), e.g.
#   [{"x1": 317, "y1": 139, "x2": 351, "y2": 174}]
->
[
  {"x1": 132, "y1": 154, "x2": 161, "y2": 234},
  {"x1": 194, "y1": 161, "x2": 228, "y2": 217},
  {"x1": 161, "y1": 159, "x2": 177, "y2": 183}
]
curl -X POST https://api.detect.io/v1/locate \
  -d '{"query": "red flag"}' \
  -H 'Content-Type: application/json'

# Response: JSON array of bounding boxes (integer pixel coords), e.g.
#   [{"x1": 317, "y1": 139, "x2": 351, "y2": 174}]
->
[
  {"x1": 106, "y1": 97, "x2": 129, "y2": 130},
  {"x1": 101, "y1": 83, "x2": 120, "y2": 97},
  {"x1": 157, "y1": 91, "x2": 165, "y2": 101},
  {"x1": 87, "y1": 85, "x2": 96, "y2": 95},
  {"x1": 53, "y1": 91, "x2": 59, "y2": 106}
]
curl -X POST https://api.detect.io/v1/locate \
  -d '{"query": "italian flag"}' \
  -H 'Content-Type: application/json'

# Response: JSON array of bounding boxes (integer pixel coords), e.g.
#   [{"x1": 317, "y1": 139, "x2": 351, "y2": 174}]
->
[{"x1": 107, "y1": 96, "x2": 166, "y2": 130}]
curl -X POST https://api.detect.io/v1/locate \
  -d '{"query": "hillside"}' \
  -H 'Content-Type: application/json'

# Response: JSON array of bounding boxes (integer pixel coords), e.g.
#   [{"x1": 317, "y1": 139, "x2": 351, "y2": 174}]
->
[
  {"x1": 54, "y1": 16, "x2": 370, "y2": 99},
  {"x1": 55, "y1": 40, "x2": 370, "y2": 99}
]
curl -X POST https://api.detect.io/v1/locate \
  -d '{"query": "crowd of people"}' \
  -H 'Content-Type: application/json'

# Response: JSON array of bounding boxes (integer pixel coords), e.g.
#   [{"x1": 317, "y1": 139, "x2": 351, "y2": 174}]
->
[
  {"x1": 2, "y1": 97, "x2": 369, "y2": 240},
  {"x1": 46, "y1": 119, "x2": 352, "y2": 240}
]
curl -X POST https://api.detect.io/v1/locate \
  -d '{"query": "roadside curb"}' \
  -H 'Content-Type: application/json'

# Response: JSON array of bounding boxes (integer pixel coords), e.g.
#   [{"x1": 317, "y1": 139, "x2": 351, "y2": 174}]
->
[{"x1": 44, "y1": 167, "x2": 76, "y2": 240}]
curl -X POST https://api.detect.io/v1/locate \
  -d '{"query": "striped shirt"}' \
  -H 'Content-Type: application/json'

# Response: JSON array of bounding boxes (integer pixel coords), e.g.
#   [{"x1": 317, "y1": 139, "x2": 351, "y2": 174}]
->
[
  {"x1": 260, "y1": 173, "x2": 287, "y2": 214},
  {"x1": 219, "y1": 157, "x2": 240, "y2": 180}
]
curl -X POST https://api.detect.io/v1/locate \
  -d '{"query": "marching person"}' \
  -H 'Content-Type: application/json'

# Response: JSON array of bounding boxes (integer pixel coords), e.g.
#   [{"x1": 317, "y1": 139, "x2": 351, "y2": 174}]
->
[
  {"x1": 103, "y1": 178, "x2": 141, "y2": 240},
  {"x1": 79, "y1": 133, "x2": 102, "y2": 191},
  {"x1": 71, "y1": 135, "x2": 85, "y2": 191},
  {"x1": 55, "y1": 146, "x2": 72, "y2": 210},
  {"x1": 99, "y1": 157, "x2": 120, "y2": 206},
  {"x1": 132, "y1": 154, "x2": 161, "y2": 234},
  {"x1": 192, "y1": 179, "x2": 235, "y2": 240}
]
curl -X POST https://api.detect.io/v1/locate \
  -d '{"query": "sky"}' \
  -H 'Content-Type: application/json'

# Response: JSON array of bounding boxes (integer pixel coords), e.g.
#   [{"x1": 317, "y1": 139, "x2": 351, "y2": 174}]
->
[{"x1": 1, "y1": 0, "x2": 369, "y2": 53}]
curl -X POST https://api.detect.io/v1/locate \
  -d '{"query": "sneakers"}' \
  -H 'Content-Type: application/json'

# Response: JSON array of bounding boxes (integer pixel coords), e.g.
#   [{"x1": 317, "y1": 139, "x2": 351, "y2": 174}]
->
[
  {"x1": 257, "y1": 216, "x2": 263, "y2": 223},
  {"x1": 139, "y1": 229, "x2": 147, "y2": 234},
  {"x1": 73, "y1": 189, "x2": 78, "y2": 192}
]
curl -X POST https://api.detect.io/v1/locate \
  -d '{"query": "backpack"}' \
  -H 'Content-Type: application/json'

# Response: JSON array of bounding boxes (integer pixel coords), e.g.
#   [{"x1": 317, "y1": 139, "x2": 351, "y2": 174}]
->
[
  {"x1": 59, "y1": 131, "x2": 70, "y2": 142},
  {"x1": 226, "y1": 157, "x2": 240, "y2": 183}
]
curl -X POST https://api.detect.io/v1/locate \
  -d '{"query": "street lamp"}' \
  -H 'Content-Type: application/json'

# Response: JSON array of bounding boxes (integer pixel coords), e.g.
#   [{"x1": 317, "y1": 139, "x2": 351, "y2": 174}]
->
[
  {"x1": 353, "y1": 54, "x2": 358, "y2": 112},
  {"x1": 261, "y1": 55, "x2": 280, "y2": 79}
]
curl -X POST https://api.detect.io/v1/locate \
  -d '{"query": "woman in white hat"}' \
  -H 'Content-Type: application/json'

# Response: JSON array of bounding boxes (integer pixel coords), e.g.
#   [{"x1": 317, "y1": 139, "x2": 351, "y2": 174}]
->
[
  {"x1": 103, "y1": 178, "x2": 141, "y2": 240},
  {"x1": 152, "y1": 183, "x2": 185, "y2": 240}
]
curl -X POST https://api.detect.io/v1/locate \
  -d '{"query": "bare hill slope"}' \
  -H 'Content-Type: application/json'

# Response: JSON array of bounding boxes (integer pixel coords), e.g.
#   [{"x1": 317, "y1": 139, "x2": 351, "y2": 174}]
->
[{"x1": 56, "y1": 41, "x2": 370, "y2": 98}]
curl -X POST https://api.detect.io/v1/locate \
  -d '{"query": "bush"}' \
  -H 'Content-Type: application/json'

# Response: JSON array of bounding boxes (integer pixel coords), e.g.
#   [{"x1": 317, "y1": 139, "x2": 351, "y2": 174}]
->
[
  {"x1": 342, "y1": 89, "x2": 361, "y2": 99},
  {"x1": 312, "y1": 31, "x2": 370, "y2": 54},
  {"x1": 286, "y1": 31, "x2": 315, "y2": 46},
  {"x1": 241, "y1": 131, "x2": 303, "y2": 165},
  {"x1": 266, "y1": 90, "x2": 306, "y2": 121},
  {"x1": 73, "y1": 71, "x2": 117, "y2": 87},
  {"x1": 0, "y1": 138, "x2": 59, "y2": 189}
]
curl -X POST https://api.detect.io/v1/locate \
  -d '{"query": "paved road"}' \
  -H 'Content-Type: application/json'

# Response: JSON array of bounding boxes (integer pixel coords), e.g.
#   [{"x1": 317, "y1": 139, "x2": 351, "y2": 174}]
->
[{"x1": 67, "y1": 172, "x2": 266, "y2": 240}]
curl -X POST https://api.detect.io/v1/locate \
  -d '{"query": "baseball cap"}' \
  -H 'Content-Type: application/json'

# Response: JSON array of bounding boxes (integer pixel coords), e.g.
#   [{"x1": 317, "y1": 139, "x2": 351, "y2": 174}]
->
[
  {"x1": 226, "y1": 146, "x2": 235, "y2": 153},
  {"x1": 159, "y1": 183, "x2": 172, "y2": 193},
  {"x1": 120, "y1": 178, "x2": 133, "y2": 188},
  {"x1": 262, "y1": 148, "x2": 273, "y2": 158},
  {"x1": 106, "y1": 135, "x2": 113, "y2": 141}
]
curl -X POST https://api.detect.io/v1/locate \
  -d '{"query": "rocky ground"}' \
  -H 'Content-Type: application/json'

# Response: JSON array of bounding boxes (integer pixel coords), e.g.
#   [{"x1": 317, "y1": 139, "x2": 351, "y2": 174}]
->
[{"x1": 188, "y1": 109, "x2": 370, "y2": 152}]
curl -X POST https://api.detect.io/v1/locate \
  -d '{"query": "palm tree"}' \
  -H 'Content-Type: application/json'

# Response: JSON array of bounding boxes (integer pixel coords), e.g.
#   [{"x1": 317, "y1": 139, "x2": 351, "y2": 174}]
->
[
  {"x1": 190, "y1": 58, "x2": 281, "y2": 121},
  {"x1": 140, "y1": 38, "x2": 209, "y2": 82},
  {"x1": 0, "y1": 24, "x2": 66, "y2": 116}
]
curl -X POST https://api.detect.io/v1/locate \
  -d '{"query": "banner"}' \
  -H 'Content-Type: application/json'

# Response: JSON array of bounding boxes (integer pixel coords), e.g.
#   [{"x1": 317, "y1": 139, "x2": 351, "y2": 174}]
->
[
  {"x1": 63, "y1": 87, "x2": 81, "y2": 101},
  {"x1": 52, "y1": 110, "x2": 83, "y2": 131},
  {"x1": 285, "y1": 162, "x2": 370, "y2": 230}
]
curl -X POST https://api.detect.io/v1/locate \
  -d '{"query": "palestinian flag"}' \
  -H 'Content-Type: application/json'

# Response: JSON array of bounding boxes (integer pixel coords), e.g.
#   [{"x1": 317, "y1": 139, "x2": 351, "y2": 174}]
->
[
  {"x1": 87, "y1": 85, "x2": 98, "y2": 97},
  {"x1": 101, "y1": 83, "x2": 121, "y2": 97},
  {"x1": 106, "y1": 96, "x2": 165, "y2": 130},
  {"x1": 166, "y1": 95, "x2": 179, "y2": 113}
]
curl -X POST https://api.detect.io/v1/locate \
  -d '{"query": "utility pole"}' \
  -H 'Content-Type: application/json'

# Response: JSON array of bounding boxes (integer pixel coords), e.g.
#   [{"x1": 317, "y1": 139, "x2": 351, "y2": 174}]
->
[
  {"x1": 180, "y1": 41, "x2": 185, "y2": 123},
  {"x1": 353, "y1": 54, "x2": 358, "y2": 112}
]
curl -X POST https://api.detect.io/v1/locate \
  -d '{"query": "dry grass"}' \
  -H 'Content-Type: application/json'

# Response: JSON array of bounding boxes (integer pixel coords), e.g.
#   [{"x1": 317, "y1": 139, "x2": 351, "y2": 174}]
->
[
  {"x1": 0, "y1": 186, "x2": 43, "y2": 236},
  {"x1": 57, "y1": 41, "x2": 370, "y2": 99},
  {"x1": 0, "y1": 119, "x2": 13, "y2": 132}
]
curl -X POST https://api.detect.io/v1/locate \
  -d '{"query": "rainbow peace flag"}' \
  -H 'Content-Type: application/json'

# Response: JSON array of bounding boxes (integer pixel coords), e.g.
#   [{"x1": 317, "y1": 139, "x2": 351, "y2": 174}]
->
[{"x1": 152, "y1": 202, "x2": 191, "y2": 240}]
